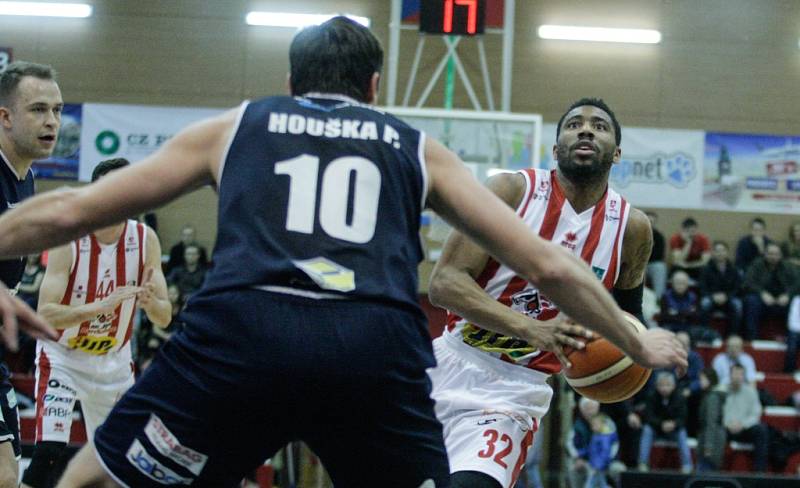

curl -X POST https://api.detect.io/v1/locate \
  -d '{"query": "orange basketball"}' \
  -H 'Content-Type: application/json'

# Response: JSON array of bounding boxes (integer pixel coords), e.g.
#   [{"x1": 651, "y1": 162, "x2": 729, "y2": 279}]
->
[{"x1": 563, "y1": 312, "x2": 651, "y2": 403}]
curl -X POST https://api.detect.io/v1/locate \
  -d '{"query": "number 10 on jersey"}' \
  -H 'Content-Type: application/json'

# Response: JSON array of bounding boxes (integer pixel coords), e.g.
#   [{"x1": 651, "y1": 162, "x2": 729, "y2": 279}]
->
[{"x1": 275, "y1": 154, "x2": 381, "y2": 244}]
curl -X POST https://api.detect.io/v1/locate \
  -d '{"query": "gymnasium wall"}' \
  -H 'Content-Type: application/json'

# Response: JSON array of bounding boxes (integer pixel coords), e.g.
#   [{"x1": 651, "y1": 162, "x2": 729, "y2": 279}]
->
[{"x1": 8, "y1": 0, "x2": 800, "y2": 287}]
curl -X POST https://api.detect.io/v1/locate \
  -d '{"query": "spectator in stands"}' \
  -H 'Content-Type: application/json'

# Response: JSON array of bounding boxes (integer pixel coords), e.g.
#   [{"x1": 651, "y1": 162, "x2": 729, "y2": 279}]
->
[
  {"x1": 723, "y1": 364, "x2": 770, "y2": 472},
  {"x1": 669, "y1": 217, "x2": 711, "y2": 281},
  {"x1": 660, "y1": 271, "x2": 707, "y2": 342},
  {"x1": 642, "y1": 285, "x2": 660, "y2": 329},
  {"x1": 586, "y1": 413, "x2": 619, "y2": 488},
  {"x1": 785, "y1": 295, "x2": 800, "y2": 373},
  {"x1": 136, "y1": 284, "x2": 185, "y2": 371},
  {"x1": 696, "y1": 367, "x2": 726, "y2": 472},
  {"x1": 567, "y1": 397, "x2": 600, "y2": 488},
  {"x1": 646, "y1": 211, "x2": 668, "y2": 299},
  {"x1": 699, "y1": 241, "x2": 743, "y2": 337},
  {"x1": 167, "y1": 244, "x2": 208, "y2": 298},
  {"x1": 165, "y1": 224, "x2": 208, "y2": 274},
  {"x1": 781, "y1": 222, "x2": 800, "y2": 267},
  {"x1": 600, "y1": 399, "x2": 643, "y2": 469},
  {"x1": 712, "y1": 335, "x2": 757, "y2": 387},
  {"x1": 16, "y1": 253, "x2": 44, "y2": 309},
  {"x1": 742, "y1": 242, "x2": 796, "y2": 341},
  {"x1": 676, "y1": 331, "x2": 704, "y2": 436},
  {"x1": 638, "y1": 372, "x2": 693, "y2": 473},
  {"x1": 736, "y1": 218, "x2": 773, "y2": 272}
]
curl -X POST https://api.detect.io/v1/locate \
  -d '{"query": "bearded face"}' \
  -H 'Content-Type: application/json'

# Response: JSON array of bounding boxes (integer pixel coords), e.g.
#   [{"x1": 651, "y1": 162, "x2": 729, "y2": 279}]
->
[{"x1": 554, "y1": 105, "x2": 620, "y2": 185}]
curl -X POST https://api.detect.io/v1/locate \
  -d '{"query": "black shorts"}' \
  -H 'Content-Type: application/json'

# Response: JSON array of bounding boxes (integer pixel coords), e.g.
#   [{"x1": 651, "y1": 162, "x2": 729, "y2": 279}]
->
[
  {"x1": 0, "y1": 376, "x2": 20, "y2": 459},
  {"x1": 94, "y1": 289, "x2": 450, "y2": 487}
]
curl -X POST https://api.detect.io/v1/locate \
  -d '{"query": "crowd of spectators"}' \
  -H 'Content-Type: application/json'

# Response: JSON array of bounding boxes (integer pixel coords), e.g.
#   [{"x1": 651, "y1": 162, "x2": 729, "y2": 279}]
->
[{"x1": 555, "y1": 216, "x2": 800, "y2": 488}]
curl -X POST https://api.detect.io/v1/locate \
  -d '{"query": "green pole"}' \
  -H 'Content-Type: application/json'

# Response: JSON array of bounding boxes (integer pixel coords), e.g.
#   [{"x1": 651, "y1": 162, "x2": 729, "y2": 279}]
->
[{"x1": 443, "y1": 36, "x2": 456, "y2": 145}]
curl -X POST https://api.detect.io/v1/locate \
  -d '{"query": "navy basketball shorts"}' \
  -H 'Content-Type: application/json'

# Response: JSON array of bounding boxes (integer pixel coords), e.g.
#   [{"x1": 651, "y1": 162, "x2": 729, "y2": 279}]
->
[
  {"x1": 0, "y1": 378, "x2": 20, "y2": 459},
  {"x1": 94, "y1": 289, "x2": 450, "y2": 487}
]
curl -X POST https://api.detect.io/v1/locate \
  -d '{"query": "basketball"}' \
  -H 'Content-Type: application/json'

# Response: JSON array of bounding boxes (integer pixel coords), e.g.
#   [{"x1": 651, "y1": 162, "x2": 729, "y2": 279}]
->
[{"x1": 563, "y1": 312, "x2": 652, "y2": 403}]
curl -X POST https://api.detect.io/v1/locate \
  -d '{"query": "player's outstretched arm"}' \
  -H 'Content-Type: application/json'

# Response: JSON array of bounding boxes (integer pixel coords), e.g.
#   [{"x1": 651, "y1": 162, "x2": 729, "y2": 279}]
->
[
  {"x1": 37, "y1": 245, "x2": 140, "y2": 330},
  {"x1": 0, "y1": 108, "x2": 240, "y2": 259},
  {"x1": 424, "y1": 137, "x2": 686, "y2": 371},
  {"x1": 136, "y1": 227, "x2": 172, "y2": 327}
]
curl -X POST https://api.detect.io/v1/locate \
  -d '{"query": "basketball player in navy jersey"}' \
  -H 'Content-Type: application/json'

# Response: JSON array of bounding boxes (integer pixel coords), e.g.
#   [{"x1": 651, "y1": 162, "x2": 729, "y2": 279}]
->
[
  {"x1": 0, "y1": 18, "x2": 685, "y2": 487},
  {"x1": 0, "y1": 61, "x2": 62, "y2": 487},
  {"x1": 427, "y1": 99, "x2": 657, "y2": 488}
]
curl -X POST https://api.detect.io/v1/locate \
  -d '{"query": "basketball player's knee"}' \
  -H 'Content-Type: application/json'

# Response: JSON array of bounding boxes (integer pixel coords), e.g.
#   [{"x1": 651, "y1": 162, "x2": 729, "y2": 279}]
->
[
  {"x1": 22, "y1": 441, "x2": 67, "y2": 488},
  {"x1": 450, "y1": 471, "x2": 503, "y2": 488}
]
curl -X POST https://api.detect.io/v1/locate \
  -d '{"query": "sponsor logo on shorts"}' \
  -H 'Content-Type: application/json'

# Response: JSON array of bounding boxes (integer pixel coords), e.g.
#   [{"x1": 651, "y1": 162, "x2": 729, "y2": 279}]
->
[
  {"x1": 43, "y1": 394, "x2": 72, "y2": 404},
  {"x1": 43, "y1": 407, "x2": 71, "y2": 418},
  {"x1": 54, "y1": 422, "x2": 65, "y2": 432},
  {"x1": 144, "y1": 414, "x2": 208, "y2": 476},
  {"x1": 477, "y1": 418, "x2": 497, "y2": 426},
  {"x1": 126, "y1": 438, "x2": 193, "y2": 485},
  {"x1": 47, "y1": 379, "x2": 77, "y2": 395}
]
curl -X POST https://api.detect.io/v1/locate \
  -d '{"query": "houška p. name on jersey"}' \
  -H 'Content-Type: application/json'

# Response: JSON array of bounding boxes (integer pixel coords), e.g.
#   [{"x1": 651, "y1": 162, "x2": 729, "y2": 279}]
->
[
  {"x1": 54, "y1": 220, "x2": 145, "y2": 356},
  {"x1": 202, "y1": 94, "x2": 427, "y2": 310},
  {"x1": 445, "y1": 168, "x2": 630, "y2": 374}
]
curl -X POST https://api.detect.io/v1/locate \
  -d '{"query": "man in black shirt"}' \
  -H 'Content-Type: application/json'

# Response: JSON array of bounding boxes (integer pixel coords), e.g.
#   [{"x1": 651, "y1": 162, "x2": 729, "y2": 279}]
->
[
  {"x1": 0, "y1": 61, "x2": 62, "y2": 485},
  {"x1": 699, "y1": 241, "x2": 743, "y2": 337},
  {"x1": 645, "y1": 211, "x2": 667, "y2": 298}
]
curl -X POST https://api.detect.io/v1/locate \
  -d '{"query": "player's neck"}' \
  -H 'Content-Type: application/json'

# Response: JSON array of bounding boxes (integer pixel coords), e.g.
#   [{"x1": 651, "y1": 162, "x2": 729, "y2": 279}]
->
[
  {"x1": 0, "y1": 137, "x2": 33, "y2": 180},
  {"x1": 555, "y1": 169, "x2": 608, "y2": 214},
  {"x1": 94, "y1": 222, "x2": 126, "y2": 245}
]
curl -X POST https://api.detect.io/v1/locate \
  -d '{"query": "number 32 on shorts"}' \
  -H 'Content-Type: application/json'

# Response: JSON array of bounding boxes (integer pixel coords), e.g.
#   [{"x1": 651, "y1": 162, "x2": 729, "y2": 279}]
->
[{"x1": 477, "y1": 429, "x2": 515, "y2": 468}]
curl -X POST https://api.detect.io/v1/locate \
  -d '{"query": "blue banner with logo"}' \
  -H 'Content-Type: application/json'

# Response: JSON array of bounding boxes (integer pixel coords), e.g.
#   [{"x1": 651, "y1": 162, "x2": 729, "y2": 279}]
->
[
  {"x1": 703, "y1": 132, "x2": 800, "y2": 214},
  {"x1": 540, "y1": 123, "x2": 705, "y2": 209},
  {"x1": 32, "y1": 103, "x2": 82, "y2": 180}
]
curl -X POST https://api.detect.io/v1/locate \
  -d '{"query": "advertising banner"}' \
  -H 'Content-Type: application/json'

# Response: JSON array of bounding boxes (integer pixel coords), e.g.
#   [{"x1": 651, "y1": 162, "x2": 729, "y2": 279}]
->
[
  {"x1": 703, "y1": 132, "x2": 800, "y2": 214},
  {"x1": 79, "y1": 103, "x2": 223, "y2": 181},
  {"x1": 540, "y1": 123, "x2": 705, "y2": 209}
]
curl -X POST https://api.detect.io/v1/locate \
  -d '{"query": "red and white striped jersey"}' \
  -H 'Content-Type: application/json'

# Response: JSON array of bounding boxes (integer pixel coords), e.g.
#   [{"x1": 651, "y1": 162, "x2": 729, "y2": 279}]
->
[
  {"x1": 444, "y1": 168, "x2": 630, "y2": 375},
  {"x1": 53, "y1": 220, "x2": 146, "y2": 356}
]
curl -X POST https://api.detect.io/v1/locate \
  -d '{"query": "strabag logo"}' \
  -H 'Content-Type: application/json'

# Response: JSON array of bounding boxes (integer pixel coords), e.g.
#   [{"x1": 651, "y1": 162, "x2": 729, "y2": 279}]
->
[
  {"x1": 145, "y1": 414, "x2": 208, "y2": 476},
  {"x1": 610, "y1": 152, "x2": 696, "y2": 188},
  {"x1": 126, "y1": 438, "x2": 193, "y2": 485}
]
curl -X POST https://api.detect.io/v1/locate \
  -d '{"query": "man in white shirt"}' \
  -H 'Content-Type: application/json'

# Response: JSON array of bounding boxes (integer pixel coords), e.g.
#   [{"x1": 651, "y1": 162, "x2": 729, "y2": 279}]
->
[{"x1": 712, "y1": 335, "x2": 757, "y2": 386}]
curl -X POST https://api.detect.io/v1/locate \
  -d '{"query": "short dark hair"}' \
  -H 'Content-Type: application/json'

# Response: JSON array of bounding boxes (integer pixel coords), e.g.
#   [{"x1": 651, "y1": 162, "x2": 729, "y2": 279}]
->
[
  {"x1": 681, "y1": 217, "x2": 698, "y2": 228},
  {"x1": 91, "y1": 158, "x2": 130, "y2": 182},
  {"x1": 289, "y1": 16, "x2": 383, "y2": 103},
  {"x1": 751, "y1": 217, "x2": 766, "y2": 227},
  {"x1": 556, "y1": 97, "x2": 621, "y2": 145},
  {"x1": 0, "y1": 61, "x2": 57, "y2": 107}
]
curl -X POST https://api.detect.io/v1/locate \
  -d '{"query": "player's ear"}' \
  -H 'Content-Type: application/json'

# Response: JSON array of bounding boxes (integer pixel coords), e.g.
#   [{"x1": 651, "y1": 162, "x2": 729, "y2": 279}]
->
[
  {"x1": 367, "y1": 72, "x2": 380, "y2": 105},
  {"x1": 0, "y1": 106, "x2": 10, "y2": 129},
  {"x1": 613, "y1": 147, "x2": 622, "y2": 164}
]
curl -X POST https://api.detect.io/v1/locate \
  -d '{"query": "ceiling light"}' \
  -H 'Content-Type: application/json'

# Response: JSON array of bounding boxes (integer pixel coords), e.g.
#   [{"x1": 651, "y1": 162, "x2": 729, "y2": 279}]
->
[
  {"x1": 538, "y1": 25, "x2": 661, "y2": 44},
  {"x1": 246, "y1": 12, "x2": 370, "y2": 28},
  {"x1": 0, "y1": 1, "x2": 92, "y2": 17}
]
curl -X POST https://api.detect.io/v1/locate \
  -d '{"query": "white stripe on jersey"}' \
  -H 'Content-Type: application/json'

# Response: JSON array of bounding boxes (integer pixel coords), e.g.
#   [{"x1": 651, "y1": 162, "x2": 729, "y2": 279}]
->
[
  {"x1": 445, "y1": 168, "x2": 630, "y2": 374},
  {"x1": 53, "y1": 220, "x2": 146, "y2": 356}
]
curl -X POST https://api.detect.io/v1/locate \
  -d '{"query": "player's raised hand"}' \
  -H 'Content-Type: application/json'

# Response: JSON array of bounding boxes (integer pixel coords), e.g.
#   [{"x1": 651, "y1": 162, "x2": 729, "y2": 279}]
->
[
  {"x1": 0, "y1": 281, "x2": 57, "y2": 351},
  {"x1": 635, "y1": 327, "x2": 688, "y2": 374},
  {"x1": 518, "y1": 314, "x2": 594, "y2": 369}
]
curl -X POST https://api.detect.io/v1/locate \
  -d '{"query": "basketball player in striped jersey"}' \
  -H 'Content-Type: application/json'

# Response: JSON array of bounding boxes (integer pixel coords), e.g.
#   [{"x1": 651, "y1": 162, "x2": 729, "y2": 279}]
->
[
  {"x1": 428, "y1": 99, "x2": 659, "y2": 488},
  {"x1": 21, "y1": 159, "x2": 170, "y2": 488}
]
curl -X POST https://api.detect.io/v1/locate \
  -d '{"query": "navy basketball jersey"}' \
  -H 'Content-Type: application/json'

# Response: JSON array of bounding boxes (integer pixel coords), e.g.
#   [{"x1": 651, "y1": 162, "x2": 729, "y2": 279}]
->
[
  {"x1": 0, "y1": 149, "x2": 34, "y2": 288},
  {"x1": 202, "y1": 94, "x2": 428, "y2": 310}
]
